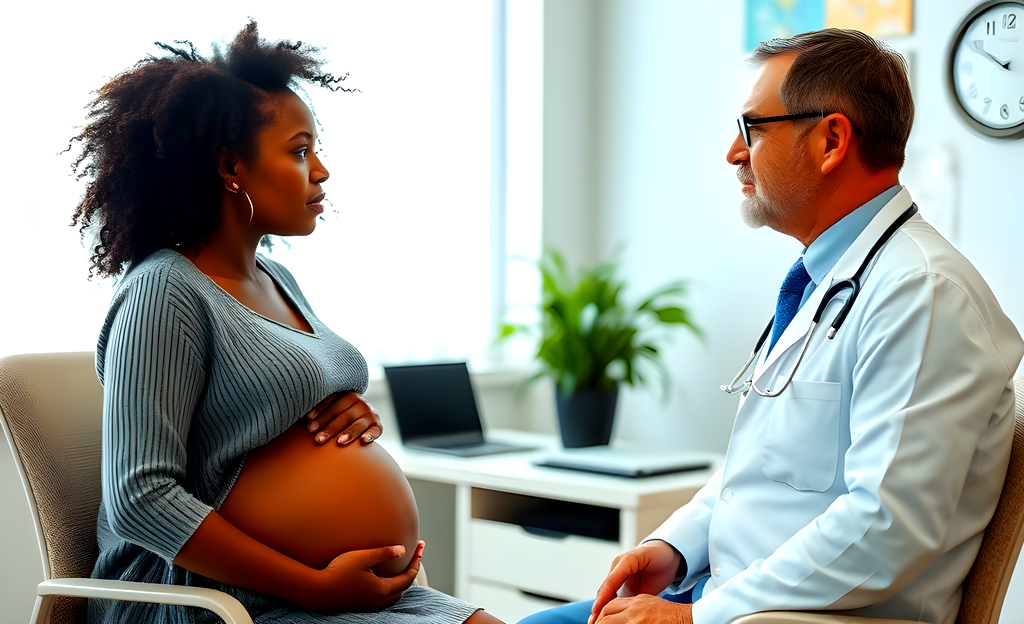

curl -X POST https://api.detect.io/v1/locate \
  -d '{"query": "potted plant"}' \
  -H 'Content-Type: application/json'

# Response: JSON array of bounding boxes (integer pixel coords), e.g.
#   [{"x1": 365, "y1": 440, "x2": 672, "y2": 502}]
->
[{"x1": 502, "y1": 249, "x2": 700, "y2": 448}]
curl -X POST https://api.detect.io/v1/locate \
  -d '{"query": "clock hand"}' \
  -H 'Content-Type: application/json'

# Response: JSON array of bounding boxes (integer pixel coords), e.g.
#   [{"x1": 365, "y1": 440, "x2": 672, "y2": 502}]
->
[{"x1": 972, "y1": 40, "x2": 1011, "y2": 71}]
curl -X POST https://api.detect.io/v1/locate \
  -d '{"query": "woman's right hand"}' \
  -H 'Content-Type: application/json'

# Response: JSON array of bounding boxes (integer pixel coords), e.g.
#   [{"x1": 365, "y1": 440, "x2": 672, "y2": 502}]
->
[
  {"x1": 306, "y1": 392, "x2": 384, "y2": 446},
  {"x1": 301, "y1": 541, "x2": 424, "y2": 612}
]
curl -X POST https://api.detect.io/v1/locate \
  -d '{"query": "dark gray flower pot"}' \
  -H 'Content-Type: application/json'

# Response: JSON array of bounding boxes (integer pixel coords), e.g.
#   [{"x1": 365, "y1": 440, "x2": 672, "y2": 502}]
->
[{"x1": 554, "y1": 386, "x2": 619, "y2": 448}]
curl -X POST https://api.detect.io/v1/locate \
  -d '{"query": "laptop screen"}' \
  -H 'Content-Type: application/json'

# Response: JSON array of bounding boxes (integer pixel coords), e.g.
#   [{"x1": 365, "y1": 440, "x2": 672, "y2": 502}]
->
[{"x1": 383, "y1": 362, "x2": 485, "y2": 444}]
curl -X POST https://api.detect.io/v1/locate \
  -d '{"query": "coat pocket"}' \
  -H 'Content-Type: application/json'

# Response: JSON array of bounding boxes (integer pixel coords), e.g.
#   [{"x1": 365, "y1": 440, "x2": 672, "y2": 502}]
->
[{"x1": 762, "y1": 380, "x2": 842, "y2": 492}]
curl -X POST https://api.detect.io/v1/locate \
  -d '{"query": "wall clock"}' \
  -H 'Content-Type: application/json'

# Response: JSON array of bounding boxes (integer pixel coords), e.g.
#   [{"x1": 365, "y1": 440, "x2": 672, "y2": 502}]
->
[{"x1": 947, "y1": 1, "x2": 1024, "y2": 138}]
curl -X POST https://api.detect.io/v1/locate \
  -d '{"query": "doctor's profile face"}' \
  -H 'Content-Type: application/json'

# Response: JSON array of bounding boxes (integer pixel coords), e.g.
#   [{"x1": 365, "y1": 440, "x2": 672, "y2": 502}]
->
[{"x1": 727, "y1": 53, "x2": 819, "y2": 232}]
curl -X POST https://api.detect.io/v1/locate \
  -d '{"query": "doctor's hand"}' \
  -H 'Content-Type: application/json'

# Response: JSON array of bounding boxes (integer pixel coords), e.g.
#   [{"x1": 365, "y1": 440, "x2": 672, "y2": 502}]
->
[
  {"x1": 592, "y1": 595, "x2": 693, "y2": 624},
  {"x1": 589, "y1": 540, "x2": 683, "y2": 624},
  {"x1": 306, "y1": 392, "x2": 383, "y2": 445}
]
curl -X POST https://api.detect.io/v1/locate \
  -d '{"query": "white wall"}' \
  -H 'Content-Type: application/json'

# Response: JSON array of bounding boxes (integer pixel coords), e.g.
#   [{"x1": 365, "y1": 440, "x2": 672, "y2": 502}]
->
[{"x1": 541, "y1": 1, "x2": 1024, "y2": 621}]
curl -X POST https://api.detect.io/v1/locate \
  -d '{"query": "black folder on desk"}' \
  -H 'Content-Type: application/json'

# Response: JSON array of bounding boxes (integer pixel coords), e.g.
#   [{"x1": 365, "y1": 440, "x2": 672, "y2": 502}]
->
[{"x1": 535, "y1": 447, "x2": 710, "y2": 478}]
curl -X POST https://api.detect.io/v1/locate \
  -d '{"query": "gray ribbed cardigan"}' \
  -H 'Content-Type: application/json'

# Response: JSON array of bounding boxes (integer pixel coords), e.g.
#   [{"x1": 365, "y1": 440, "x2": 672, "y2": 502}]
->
[{"x1": 89, "y1": 248, "x2": 477, "y2": 624}]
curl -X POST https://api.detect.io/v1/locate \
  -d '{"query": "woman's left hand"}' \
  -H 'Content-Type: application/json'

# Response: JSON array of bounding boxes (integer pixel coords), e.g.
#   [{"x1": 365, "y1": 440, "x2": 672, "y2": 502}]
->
[{"x1": 306, "y1": 392, "x2": 383, "y2": 445}]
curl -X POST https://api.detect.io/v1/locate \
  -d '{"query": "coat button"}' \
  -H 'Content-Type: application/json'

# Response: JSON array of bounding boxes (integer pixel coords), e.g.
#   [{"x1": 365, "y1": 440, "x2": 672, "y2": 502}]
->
[
  {"x1": 722, "y1": 487, "x2": 734, "y2": 502},
  {"x1": 712, "y1": 566, "x2": 722, "y2": 577}
]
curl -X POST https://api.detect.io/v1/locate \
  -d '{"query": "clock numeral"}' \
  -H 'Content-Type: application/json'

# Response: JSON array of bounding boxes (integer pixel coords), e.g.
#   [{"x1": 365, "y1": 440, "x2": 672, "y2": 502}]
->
[
  {"x1": 1019, "y1": 96, "x2": 1024, "y2": 112},
  {"x1": 1004, "y1": 13, "x2": 1017, "y2": 29},
  {"x1": 987, "y1": 19, "x2": 997, "y2": 34},
  {"x1": 1000, "y1": 104, "x2": 1010, "y2": 119},
  {"x1": 983, "y1": 97, "x2": 993, "y2": 115},
  {"x1": 969, "y1": 83, "x2": 979, "y2": 99}
]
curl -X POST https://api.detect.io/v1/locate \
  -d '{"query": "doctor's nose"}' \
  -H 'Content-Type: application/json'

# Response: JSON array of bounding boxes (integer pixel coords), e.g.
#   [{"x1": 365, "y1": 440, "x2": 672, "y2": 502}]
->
[{"x1": 727, "y1": 132, "x2": 749, "y2": 166}]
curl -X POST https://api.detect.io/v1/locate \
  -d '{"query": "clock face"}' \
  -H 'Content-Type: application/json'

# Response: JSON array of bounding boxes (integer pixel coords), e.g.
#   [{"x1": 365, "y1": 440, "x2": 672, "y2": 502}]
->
[{"x1": 950, "y1": 1, "x2": 1024, "y2": 136}]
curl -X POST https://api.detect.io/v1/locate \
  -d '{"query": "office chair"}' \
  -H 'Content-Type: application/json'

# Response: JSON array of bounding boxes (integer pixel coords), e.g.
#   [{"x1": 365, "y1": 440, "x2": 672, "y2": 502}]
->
[
  {"x1": 0, "y1": 352, "x2": 254, "y2": 623},
  {"x1": 733, "y1": 375, "x2": 1024, "y2": 624},
  {"x1": 0, "y1": 351, "x2": 430, "y2": 624}
]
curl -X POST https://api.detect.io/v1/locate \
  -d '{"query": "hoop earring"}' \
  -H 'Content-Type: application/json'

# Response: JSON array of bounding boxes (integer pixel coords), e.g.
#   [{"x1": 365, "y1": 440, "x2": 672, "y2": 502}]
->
[
  {"x1": 242, "y1": 190, "x2": 254, "y2": 225},
  {"x1": 225, "y1": 182, "x2": 254, "y2": 225}
]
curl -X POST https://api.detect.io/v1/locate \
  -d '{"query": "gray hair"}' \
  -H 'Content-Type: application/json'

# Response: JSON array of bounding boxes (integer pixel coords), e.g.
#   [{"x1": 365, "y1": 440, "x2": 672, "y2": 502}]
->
[{"x1": 748, "y1": 28, "x2": 914, "y2": 173}]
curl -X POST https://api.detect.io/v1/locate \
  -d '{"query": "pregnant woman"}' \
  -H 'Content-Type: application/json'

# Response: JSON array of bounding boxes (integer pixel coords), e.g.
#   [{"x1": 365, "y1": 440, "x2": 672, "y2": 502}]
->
[{"x1": 74, "y1": 22, "x2": 501, "y2": 624}]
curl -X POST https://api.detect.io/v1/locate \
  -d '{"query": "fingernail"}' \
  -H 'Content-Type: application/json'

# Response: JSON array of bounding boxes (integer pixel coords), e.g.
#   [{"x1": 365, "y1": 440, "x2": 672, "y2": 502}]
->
[
  {"x1": 308, "y1": 422, "x2": 319, "y2": 432},
  {"x1": 317, "y1": 433, "x2": 327, "y2": 442},
  {"x1": 338, "y1": 434, "x2": 349, "y2": 444},
  {"x1": 362, "y1": 433, "x2": 373, "y2": 443}
]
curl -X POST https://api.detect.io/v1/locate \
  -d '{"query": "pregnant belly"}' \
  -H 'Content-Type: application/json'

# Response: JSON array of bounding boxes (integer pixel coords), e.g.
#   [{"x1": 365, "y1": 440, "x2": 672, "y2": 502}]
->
[{"x1": 219, "y1": 420, "x2": 419, "y2": 576}]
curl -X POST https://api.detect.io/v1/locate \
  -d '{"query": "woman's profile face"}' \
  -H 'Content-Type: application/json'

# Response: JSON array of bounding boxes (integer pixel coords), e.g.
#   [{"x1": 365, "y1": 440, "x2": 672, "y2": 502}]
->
[{"x1": 235, "y1": 89, "x2": 329, "y2": 236}]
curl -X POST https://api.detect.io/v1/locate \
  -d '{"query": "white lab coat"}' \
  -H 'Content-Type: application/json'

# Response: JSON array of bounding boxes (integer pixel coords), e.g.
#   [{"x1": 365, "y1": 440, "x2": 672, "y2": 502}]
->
[{"x1": 646, "y1": 188, "x2": 1024, "y2": 624}]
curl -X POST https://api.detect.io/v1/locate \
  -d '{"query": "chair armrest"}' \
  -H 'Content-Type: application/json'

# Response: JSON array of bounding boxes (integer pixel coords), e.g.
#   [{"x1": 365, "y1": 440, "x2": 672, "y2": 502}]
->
[
  {"x1": 732, "y1": 612, "x2": 920, "y2": 624},
  {"x1": 34, "y1": 578, "x2": 254, "y2": 624}
]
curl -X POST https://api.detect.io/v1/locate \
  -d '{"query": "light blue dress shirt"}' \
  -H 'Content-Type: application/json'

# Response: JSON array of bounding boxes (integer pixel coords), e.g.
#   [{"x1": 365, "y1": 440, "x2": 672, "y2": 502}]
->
[{"x1": 798, "y1": 184, "x2": 903, "y2": 308}]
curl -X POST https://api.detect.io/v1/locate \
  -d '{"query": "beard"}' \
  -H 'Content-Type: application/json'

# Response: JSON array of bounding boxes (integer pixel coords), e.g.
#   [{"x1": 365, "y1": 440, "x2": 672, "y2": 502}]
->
[{"x1": 737, "y1": 144, "x2": 816, "y2": 231}]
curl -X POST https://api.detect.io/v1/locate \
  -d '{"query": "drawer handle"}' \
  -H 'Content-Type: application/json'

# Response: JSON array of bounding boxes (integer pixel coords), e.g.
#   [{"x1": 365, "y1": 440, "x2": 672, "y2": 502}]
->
[
  {"x1": 518, "y1": 589, "x2": 570, "y2": 604},
  {"x1": 520, "y1": 525, "x2": 570, "y2": 540}
]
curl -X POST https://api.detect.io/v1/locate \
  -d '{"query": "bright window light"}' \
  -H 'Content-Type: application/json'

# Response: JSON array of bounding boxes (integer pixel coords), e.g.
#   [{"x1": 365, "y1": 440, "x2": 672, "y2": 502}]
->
[{"x1": 0, "y1": 1, "x2": 541, "y2": 365}]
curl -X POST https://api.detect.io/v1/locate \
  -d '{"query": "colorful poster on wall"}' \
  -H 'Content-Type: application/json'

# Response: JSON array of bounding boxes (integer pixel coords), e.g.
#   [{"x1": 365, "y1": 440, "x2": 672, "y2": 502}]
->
[
  {"x1": 825, "y1": 0, "x2": 913, "y2": 37},
  {"x1": 745, "y1": 0, "x2": 826, "y2": 52}
]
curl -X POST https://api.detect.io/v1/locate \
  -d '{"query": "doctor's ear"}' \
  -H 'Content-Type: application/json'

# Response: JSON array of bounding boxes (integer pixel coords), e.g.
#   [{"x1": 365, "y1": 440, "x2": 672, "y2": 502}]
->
[{"x1": 819, "y1": 114, "x2": 855, "y2": 175}]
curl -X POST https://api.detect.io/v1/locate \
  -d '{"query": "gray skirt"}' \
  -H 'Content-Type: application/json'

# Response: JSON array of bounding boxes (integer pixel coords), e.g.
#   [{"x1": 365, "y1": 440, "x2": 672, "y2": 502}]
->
[{"x1": 89, "y1": 541, "x2": 480, "y2": 624}]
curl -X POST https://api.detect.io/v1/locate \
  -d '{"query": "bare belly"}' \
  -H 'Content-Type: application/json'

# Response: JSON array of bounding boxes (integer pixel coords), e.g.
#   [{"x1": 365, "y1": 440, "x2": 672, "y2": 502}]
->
[{"x1": 219, "y1": 420, "x2": 419, "y2": 576}]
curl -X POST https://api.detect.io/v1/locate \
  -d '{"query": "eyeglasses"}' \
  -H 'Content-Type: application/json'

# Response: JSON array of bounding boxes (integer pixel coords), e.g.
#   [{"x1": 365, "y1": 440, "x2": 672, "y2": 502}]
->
[{"x1": 737, "y1": 112, "x2": 864, "y2": 147}]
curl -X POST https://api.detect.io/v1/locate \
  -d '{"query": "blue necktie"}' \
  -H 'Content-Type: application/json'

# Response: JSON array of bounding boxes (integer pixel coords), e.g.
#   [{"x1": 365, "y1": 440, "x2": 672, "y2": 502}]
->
[{"x1": 769, "y1": 257, "x2": 812, "y2": 353}]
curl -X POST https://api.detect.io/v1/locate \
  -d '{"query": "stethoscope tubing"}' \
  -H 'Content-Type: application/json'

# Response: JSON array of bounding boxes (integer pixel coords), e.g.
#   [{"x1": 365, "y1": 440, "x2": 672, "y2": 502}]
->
[{"x1": 720, "y1": 203, "x2": 919, "y2": 398}]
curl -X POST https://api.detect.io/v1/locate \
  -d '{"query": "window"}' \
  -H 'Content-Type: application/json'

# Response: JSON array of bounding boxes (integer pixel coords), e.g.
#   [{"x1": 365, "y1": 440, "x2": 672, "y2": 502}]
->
[{"x1": 0, "y1": 1, "x2": 542, "y2": 365}]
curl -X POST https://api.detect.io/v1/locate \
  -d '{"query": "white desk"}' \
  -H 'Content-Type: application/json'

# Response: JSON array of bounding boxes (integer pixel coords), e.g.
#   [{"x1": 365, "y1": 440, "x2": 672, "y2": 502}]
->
[{"x1": 379, "y1": 430, "x2": 722, "y2": 622}]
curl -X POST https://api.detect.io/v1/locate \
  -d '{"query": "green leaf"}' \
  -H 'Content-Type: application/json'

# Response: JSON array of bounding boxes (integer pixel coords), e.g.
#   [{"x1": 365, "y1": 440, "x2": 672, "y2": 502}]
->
[
  {"x1": 499, "y1": 323, "x2": 531, "y2": 338},
  {"x1": 653, "y1": 307, "x2": 690, "y2": 324}
]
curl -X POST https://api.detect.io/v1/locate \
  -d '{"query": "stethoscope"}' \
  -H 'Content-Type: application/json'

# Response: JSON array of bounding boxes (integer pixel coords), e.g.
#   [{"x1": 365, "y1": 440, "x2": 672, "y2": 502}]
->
[{"x1": 720, "y1": 203, "x2": 918, "y2": 398}]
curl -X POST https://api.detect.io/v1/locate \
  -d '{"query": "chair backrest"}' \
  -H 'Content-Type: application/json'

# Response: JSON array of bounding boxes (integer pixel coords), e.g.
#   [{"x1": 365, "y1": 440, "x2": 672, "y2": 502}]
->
[
  {"x1": 956, "y1": 375, "x2": 1024, "y2": 624},
  {"x1": 0, "y1": 352, "x2": 104, "y2": 624}
]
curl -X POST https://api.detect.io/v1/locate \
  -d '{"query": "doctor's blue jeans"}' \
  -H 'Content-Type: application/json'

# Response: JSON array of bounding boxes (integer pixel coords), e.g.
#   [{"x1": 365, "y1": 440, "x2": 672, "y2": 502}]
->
[{"x1": 516, "y1": 579, "x2": 704, "y2": 624}]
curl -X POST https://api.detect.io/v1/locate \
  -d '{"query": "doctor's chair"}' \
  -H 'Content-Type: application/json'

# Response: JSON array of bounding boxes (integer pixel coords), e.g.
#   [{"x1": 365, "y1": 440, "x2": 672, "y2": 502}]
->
[{"x1": 0, "y1": 352, "x2": 428, "y2": 624}]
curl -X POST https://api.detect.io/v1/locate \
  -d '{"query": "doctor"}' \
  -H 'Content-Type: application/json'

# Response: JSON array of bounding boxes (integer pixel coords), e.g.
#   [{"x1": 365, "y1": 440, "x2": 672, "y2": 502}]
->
[{"x1": 520, "y1": 29, "x2": 1024, "y2": 624}]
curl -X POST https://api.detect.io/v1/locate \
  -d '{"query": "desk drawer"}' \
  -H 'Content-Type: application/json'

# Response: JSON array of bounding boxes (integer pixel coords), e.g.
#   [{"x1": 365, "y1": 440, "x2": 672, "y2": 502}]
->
[
  {"x1": 469, "y1": 519, "x2": 621, "y2": 601},
  {"x1": 467, "y1": 578, "x2": 570, "y2": 623}
]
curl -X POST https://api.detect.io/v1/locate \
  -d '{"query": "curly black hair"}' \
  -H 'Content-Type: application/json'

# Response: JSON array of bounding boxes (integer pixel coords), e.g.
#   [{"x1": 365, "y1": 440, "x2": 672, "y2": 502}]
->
[{"x1": 70, "y1": 20, "x2": 350, "y2": 278}]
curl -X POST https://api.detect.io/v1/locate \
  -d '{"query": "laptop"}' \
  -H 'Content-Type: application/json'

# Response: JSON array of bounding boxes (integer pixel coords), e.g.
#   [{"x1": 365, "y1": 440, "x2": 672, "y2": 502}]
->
[{"x1": 383, "y1": 362, "x2": 534, "y2": 457}]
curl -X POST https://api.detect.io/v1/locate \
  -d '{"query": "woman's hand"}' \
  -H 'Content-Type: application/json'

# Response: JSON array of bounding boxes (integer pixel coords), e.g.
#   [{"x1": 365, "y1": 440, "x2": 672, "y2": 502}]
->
[
  {"x1": 306, "y1": 392, "x2": 383, "y2": 445},
  {"x1": 302, "y1": 541, "x2": 424, "y2": 612}
]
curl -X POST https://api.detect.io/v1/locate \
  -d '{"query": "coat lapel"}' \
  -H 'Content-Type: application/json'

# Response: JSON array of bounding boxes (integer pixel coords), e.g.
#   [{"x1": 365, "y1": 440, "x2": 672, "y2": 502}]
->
[{"x1": 751, "y1": 188, "x2": 916, "y2": 384}]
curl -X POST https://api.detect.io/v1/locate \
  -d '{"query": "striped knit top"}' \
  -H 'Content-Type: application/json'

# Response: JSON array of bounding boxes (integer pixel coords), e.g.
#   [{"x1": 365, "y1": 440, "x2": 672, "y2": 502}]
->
[{"x1": 94, "y1": 248, "x2": 369, "y2": 565}]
